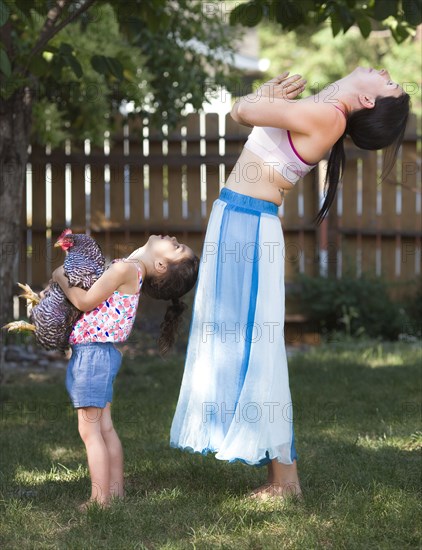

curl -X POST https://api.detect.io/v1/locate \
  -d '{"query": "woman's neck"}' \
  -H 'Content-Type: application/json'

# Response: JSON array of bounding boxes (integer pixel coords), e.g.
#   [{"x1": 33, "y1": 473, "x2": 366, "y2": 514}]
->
[{"x1": 314, "y1": 77, "x2": 368, "y2": 114}]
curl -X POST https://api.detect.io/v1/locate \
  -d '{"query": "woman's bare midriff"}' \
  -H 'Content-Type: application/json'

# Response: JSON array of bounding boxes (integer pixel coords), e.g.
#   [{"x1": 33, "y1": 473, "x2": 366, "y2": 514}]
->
[{"x1": 224, "y1": 148, "x2": 294, "y2": 206}]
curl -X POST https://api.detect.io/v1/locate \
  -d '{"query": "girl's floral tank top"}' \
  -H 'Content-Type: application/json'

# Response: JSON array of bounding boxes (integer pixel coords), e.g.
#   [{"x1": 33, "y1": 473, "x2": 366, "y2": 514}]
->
[{"x1": 69, "y1": 259, "x2": 142, "y2": 344}]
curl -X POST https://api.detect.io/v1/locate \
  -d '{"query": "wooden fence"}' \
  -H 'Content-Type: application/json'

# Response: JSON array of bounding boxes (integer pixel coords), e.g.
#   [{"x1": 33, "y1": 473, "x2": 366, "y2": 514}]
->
[{"x1": 17, "y1": 112, "x2": 421, "y2": 318}]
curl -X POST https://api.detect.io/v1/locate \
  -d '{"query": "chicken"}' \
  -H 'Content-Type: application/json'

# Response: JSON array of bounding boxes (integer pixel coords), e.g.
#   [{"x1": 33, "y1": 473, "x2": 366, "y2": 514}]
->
[{"x1": 3, "y1": 229, "x2": 105, "y2": 353}]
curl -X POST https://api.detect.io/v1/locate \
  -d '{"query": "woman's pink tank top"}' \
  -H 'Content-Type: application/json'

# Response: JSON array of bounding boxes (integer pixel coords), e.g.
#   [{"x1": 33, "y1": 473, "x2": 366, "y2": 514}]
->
[{"x1": 244, "y1": 126, "x2": 316, "y2": 184}]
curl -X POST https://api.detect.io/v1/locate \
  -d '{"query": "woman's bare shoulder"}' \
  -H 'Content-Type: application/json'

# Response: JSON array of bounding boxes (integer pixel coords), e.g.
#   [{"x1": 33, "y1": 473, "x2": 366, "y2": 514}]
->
[{"x1": 236, "y1": 95, "x2": 345, "y2": 135}]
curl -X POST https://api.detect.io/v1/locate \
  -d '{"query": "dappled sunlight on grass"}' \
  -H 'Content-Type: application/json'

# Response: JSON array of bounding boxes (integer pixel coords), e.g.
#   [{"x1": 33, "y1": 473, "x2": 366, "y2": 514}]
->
[
  {"x1": 355, "y1": 432, "x2": 422, "y2": 451},
  {"x1": 47, "y1": 445, "x2": 84, "y2": 462},
  {"x1": 218, "y1": 491, "x2": 305, "y2": 517},
  {"x1": 141, "y1": 487, "x2": 184, "y2": 503},
  {"x1": 26, "y1": 372, "x2": 63, "y2": 383},
  {"x1": 359, "y1": 344, "x2": 411, "y2": 368},
  {"x1": 1, "y1": 341, "x2": 420, "y2": 548},
  {"x1": 14, "y1": 463, "x2": 86, "y2": 486}
]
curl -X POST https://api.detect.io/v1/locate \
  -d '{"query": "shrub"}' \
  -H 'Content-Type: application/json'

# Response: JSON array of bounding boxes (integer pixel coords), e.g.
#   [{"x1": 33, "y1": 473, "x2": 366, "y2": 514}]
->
[
  {"x1": 295, "y1": 274, "x2": 409, "y2": 340},
  {"x1": 402, "y1": 276, "x2": 422, "y2": 338}
]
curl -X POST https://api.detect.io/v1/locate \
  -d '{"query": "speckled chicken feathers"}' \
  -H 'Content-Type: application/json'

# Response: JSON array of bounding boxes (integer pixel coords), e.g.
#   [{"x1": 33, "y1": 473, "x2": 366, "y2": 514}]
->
[
  {"x1": 30, "y1": 283, "x2": 82, "y2": 352},
  {"x1": 63, "y1": 234, "x2": 105, "y2": 289},
  {"x1": 29, "y1": 232, "x2": 105, "y2": 353}
]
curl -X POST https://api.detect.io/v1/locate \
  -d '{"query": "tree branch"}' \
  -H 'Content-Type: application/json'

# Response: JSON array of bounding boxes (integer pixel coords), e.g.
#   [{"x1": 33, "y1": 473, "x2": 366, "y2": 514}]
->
[
  {"x1": 40, "y1": 0, "x2": 71, "y2": 38},
  {"x1": 26, "y1": 0, "x2": 97, "y2": 68}
]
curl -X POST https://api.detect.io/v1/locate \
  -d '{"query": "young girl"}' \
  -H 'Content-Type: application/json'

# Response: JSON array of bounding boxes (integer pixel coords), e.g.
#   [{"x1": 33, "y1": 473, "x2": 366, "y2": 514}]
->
[
  {"x1": 52, "y1": 234, "x2": 199, "y2": 509},
  {"x1": 170, "y1": 67, "x2": 410, "y2": 500}
]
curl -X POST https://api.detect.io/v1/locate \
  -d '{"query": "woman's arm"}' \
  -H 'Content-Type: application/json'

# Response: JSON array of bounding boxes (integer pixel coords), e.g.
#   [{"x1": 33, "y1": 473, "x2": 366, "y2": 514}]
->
[
  {"x1": 231, "y1": 73, "x2": 335, "y2": 135},
  {"x1": 52, "y1": 261, "x2": 131, "y2": 312},
  {"x1": 231, "y1": 72, "x2": 305, "y2": 126}
]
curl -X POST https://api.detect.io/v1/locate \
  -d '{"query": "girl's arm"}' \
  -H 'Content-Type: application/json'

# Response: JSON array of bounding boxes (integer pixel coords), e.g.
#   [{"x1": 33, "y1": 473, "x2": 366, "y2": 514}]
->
[{"x1": 52, "y1": 261, "x2": 131, "y2": 312}]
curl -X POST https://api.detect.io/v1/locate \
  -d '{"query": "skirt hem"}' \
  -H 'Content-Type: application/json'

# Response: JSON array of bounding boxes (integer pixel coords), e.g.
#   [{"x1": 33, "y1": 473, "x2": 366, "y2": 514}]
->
[{"x1": 170, "y1": 442, "x2": 296, "y2": 467}]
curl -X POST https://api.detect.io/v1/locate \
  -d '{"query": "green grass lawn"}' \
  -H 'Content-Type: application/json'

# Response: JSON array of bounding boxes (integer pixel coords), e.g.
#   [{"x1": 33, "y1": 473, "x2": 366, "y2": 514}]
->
[{"x1": 0, "y1": 341, "x2": 421, "y2": 549}]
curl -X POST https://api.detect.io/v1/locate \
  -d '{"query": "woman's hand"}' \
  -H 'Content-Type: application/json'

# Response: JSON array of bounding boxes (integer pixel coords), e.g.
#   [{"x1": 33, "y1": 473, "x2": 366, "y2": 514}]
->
[
  {"x1": 231, "y1": 72, "x2": 307, "y2": 126},
  {"x1": 257, "y1": 72, "x2": 307, "y2": 100}
]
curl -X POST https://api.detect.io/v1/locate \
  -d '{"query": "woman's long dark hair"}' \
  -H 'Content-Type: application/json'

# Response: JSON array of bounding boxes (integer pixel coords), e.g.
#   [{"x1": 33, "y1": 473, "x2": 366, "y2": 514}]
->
[
  {"x1": 142, "y1": 254, "x2": 200, "y2": 355},
  {"x1": 315, "y1": 93, "x2": 410, "y2": 224}
]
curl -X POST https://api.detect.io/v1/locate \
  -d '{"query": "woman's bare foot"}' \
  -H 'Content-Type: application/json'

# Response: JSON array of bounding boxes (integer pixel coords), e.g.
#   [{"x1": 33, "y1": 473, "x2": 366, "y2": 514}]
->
[
  {"x1": 248, "y1": 459, "x2": 303, "y2": 501},
  {"x1": 248, "y1": 482, "x2": 303, "y2": 501}
]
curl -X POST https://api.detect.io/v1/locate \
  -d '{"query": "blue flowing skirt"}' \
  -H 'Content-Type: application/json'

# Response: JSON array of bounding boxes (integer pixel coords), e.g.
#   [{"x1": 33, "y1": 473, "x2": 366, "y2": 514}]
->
[{"x1": 170, "y1": 188, "x2": 297, "y2": 465}]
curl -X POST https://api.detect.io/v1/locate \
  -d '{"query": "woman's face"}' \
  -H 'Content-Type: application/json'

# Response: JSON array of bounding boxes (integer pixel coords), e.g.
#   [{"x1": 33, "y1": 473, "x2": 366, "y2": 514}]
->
[{"x1": 350, "y1": 66, "x2": 404, "y2": 99}]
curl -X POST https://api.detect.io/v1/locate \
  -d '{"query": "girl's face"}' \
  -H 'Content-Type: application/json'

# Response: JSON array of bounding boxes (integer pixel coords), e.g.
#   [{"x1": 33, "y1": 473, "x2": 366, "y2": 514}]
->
[
  {"x1": 147, "y1": 234, "x2": 194, "y2": 263},
  {"x1": 349, "y1": 67, "x2": 403, "y2": 99}
]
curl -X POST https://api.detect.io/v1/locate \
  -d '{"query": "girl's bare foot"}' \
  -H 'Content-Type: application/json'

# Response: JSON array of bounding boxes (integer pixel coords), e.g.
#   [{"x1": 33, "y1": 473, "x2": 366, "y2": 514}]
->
[
  {"x1": 109, "y1": 494, "x2": 125, "y2": 505},
  {"x1": 77, "y1": 499, "x2": 110, "y2": 512}
]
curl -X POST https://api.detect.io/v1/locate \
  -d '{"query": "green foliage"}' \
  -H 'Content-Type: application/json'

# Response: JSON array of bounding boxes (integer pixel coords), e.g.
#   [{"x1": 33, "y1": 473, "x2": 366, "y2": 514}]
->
[
  {"x1": 296, "y1": 273, "x2": 410, "y2": 340},
  {"x1": 0, "y1": 1, "x2": 239, "y2": 142},
  {"x1": 230, "y1": 0, "x2": 422, "y2": 42},
  {"x1": 258, "y1": 23, "x2": 422, "y2": 115},
  {"x1": 0, "y1": 46, "x2": 11, "y2": 76},
  {"x1": 1, "y1": 0, "x2": 419, "y2": 142},
  {"x1": 31, "y1": 3, "x2": 153, "y2": 145},
  {"x1": 122, "y1": 1, "x2": 240, "y2": 128},
  {"x1": 31, "y1": 98, "x2": 68, "y2": 147},
  {"x1": 402, "y1": 276, "x2": 422, "y2": 335}
]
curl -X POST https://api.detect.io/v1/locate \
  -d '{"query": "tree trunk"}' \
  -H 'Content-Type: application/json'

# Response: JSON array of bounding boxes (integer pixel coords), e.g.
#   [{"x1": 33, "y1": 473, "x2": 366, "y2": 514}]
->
[{"x1": 0, "y1": 89, "x2": 32, "y2": 331}]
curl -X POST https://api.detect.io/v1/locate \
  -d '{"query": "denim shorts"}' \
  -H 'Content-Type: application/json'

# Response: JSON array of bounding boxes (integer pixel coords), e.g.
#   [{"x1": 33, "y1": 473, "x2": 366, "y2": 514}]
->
[{"x1": 66, "y1": 342, "x2": 122, "y2": 408}]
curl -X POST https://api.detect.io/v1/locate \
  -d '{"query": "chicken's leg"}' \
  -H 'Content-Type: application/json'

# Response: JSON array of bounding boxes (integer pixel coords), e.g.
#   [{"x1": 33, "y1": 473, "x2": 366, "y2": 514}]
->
[
  {"x1": 17, "y1": 283, "x2": 41, "y2": 306},
  {"x1": 2, "y1": 321, "x2": 36, "y2": 332}
]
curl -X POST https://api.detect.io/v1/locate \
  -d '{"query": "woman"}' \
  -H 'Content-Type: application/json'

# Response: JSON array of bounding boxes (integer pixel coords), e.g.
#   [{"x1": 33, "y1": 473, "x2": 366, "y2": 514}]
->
[{"x1": 170, "y1": 68, "x2": 410, "y2": 499}]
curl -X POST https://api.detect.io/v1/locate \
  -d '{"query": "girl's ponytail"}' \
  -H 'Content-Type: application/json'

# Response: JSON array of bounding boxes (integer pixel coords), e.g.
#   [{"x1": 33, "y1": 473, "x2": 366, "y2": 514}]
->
[
  {"x1": 158, "y1": 298, "x2": 187, "y2": 355},
  {"x1": 142, "y1": 253, "x2": 199, "y2": 355}
]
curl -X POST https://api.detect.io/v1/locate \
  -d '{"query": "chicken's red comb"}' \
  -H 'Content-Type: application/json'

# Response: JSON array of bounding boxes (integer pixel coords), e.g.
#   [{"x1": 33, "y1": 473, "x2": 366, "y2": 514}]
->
[{"x1": 57, "y1": 228, "x2": 73, "y2": 240}]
